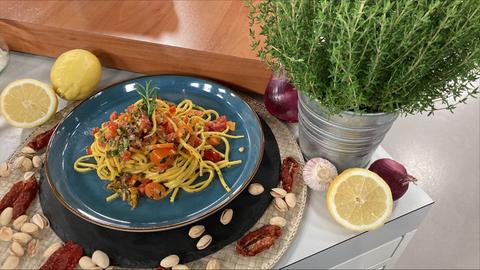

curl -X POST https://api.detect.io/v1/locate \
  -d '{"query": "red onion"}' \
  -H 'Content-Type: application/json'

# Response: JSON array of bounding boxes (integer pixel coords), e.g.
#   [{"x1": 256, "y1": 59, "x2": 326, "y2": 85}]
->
[
  {"x1": 264, "y1": 70, "x2": 298, "y2": 123},
  {"x1": 369, "y1": 158, "x2": 417, "y2": 201}
]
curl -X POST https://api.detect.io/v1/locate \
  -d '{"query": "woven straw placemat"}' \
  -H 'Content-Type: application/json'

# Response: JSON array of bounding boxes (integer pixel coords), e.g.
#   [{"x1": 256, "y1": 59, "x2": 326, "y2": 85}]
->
[{"x1": 0, "y1": 94, "x2": 307, "y2": 269}]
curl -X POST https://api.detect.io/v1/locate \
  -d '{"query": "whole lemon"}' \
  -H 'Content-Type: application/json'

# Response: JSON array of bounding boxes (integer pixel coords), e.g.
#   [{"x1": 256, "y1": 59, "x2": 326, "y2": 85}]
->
[{"x1": 50, "y1": 49, "x2": 102, "y2": 100}]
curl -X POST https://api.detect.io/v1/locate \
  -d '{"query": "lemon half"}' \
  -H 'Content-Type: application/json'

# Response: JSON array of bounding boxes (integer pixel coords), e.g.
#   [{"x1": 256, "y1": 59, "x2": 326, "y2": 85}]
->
[
  {"x1": 0, "y1": 79, "x2": 58, "y2": 128},
  {"x1": 327, "y1": 168, "x2": 393, "y2": 232}
]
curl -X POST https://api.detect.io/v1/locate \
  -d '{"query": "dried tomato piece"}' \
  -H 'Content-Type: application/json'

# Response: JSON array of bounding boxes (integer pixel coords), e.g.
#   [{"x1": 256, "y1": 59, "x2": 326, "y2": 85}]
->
[
  {"x1": 281, "y1": 157, "x2": 300, "y2": 193},
  {"x1": 40, "y1": 241, "x2": 83, "y2": 270},
  {"x1": 188, "y1": 134, "x2": 202, "y2": 147},
  {"x1": 0, "y1": 181, "x2": 25, "y2": 212},
  {"x1": 203, "y1": 150, "x2": 222, "y2": 162},
  {"x1": 27, "y1": 125, "x2": 57, "y2": 151},
  {"x1": 236, "y1": 225, "x2": 282, "y2": 256},
  {"x1": 205, "y1": 115, "x2": 227, "y2": 132},
  {"x1": 12, "y1": 178, "x2": 38, "y2": 219}
]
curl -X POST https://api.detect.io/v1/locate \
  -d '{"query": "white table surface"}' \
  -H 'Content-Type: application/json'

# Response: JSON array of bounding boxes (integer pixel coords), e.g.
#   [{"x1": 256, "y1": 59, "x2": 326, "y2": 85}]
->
[{"x1": 0, "y1": 52, "x2": 433, "y2": 268}]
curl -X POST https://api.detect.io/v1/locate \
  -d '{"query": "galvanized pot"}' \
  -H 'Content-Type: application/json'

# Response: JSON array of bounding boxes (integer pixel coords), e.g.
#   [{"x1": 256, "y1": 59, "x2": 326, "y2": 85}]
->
[{"x1": 298, "y1": 92, "x2": 398, "y2": 171}]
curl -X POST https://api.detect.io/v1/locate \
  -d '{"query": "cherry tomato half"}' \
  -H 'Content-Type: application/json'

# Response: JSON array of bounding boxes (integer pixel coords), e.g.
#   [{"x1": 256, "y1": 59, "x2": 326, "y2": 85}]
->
[
  {"x1": 145, "y1": 182, "x2": 167, "y2": 200},
  {"x1": 149, "y1": 147, "x2": 175, "y2": 168}
]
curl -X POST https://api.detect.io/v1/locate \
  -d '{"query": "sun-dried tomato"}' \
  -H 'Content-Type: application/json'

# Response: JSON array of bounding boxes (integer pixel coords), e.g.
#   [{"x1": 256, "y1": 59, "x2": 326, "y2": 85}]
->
[
  {"x1": 40, "y1": 241, "x2": 83, "y2": 270},
  {"x1": 109, "y1": 111, "x2": 118, "y2": 122},
  {"x1": 27, "y1": 125, "x2": 57, "y2": 151},
  {"x1": 236, "y1": 225, "x2": 282, "y2": 256},
  {"x1": 12, "y1": 178, "x2": 38, "y2": 219},
  {"x1": 281, "y1": 157, "x2": 300, "y2": 193},
  {"x1": 166, "y1": 132, "x2": 176, "y2": 143},
  {"x1": 139, "y1": 115, "x2": 152, "y2": 134},
  {"x1": 205, "y1": 115, "x2": 227, "y2": 132},
  {"x1": 0, "y1": 181, "x2": 24, "y2": 212},
  {"x1": 203, "y1": 150, "x2": 222, "y2": 162},
  {"x1": 188, "y1": 134, "x2": 202, "y2": 147},
  {"x1": 163, "y1": 120, "x2": 174, "y2": 134}
]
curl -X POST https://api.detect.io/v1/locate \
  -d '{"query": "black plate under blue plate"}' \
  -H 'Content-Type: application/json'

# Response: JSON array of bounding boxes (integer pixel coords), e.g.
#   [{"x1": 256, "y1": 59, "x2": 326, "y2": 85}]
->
[{"x1": 39, "y1": 118, "x2": 280, "y2": 267}]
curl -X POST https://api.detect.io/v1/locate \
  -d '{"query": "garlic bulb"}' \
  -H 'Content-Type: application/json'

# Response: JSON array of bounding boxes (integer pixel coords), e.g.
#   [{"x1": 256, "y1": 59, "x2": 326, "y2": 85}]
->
[{"x1": 303, "y1": 158, "x2": 338, "y2": 191}]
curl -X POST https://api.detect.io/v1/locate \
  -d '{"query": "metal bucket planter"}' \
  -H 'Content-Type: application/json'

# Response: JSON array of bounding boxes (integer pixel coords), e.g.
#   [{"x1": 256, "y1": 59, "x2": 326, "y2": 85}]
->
[{"x1": 298, "y1": 92, "x2": 398, "y2": 171}]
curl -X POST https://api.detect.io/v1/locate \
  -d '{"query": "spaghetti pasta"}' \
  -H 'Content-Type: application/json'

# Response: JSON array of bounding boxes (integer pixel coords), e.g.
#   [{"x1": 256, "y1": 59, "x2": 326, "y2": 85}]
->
[{"x1": 74, "y1": 82, "x2": 244, "y2": 208}]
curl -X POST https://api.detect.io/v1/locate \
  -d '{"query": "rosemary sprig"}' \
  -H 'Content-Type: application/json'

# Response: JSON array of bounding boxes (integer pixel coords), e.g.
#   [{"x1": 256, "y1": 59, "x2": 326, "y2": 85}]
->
[{"x1": 135, "y1": 80, "x2": 158, "y2": 117}]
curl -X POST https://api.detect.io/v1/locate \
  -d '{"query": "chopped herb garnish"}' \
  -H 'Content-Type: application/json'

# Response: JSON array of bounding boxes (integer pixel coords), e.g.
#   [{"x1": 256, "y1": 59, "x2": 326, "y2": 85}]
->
[
  {"x1": 160, "y1": 155, "x2": 169, "y2": 163},
  {"x1": 107, "y1": 149, "x2": 119, "y2": 157}
]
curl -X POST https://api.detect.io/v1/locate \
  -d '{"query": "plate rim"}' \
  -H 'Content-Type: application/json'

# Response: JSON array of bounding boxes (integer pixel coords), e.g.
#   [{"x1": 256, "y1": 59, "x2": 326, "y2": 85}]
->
[{"x1": 45, "y1": 74, "x2": 265, "y2": 232}]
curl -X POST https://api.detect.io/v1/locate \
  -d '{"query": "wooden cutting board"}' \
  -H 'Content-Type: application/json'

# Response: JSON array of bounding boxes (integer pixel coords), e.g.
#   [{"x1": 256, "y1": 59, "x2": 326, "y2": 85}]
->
[{"x1": 0, "y1": 1, "x2": 270, "y2": 93}]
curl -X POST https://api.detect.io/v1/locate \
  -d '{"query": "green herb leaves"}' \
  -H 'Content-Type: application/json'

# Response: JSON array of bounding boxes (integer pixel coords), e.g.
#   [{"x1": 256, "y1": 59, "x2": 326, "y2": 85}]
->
[
  {"x1": 135, "y1": 80, "x2": 158, "y2": 117},
  {"x1": 247, "y1": 0, "x2": 480, "y2": 115}
]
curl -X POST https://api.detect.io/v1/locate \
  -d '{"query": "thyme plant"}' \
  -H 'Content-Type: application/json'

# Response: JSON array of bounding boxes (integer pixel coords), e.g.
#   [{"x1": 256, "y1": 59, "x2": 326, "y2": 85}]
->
[{"x1": 247, "y1": 0, "x2": 480, "y2": 114}]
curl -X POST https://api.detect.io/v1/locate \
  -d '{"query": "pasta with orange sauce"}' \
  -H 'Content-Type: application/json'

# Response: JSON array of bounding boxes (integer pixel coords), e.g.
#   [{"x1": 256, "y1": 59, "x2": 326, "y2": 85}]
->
[{"x1": 74, "y1": 81, "x2": 243, "y2": 208}]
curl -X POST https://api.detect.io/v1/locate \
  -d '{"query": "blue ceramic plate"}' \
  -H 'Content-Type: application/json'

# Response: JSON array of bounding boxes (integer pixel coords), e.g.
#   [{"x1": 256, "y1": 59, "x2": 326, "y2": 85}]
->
[{"x1": 46, "y1": 75, "x2": 264, "y2": 232}]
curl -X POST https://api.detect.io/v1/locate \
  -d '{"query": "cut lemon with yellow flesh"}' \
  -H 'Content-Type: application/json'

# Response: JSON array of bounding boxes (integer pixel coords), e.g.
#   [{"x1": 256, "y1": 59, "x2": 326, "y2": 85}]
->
[
  {"x1": 327, "y1": 168, "x2": 393, "y2": 232},
  {"x1": 0, "y1": 79, "x2": 58, "y2": 128}
]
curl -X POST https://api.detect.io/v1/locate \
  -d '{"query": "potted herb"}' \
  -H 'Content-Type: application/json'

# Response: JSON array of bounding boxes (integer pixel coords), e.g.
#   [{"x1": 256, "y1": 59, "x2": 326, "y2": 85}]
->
[{"x1": 247, "y1": 0, "x2": 480, "y2": 170}]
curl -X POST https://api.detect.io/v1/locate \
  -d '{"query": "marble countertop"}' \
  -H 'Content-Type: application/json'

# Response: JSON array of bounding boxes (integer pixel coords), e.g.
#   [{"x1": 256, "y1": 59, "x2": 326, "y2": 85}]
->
[{"x1": 0, "y1": 52, "x2": 434, "y2": 268}]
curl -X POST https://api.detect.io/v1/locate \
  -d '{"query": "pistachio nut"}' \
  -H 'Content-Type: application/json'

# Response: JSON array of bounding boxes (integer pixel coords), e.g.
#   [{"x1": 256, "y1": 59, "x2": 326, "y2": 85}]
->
[
  {"x1": 13, "y1": 156, "x2": 26, "y2": 169},
  {"x1": 32, "y1": 155, "x2": 43, "y2": 168},
  {"x1": 270, "y1": 188, "x2": 287, "y2": 198},
  {"x1": 79, "y1": 256, "x2": 97, "y2": 269},
  {"x1": 31, "y1": 213, "x2": 49, "y2": 230},
  {"x1": 188, "y1": 225, "x2": 205, "y2": 239},
  {"x1": 248, "y1": 183, "x2": 264, "y2": 196},
  {"x1": 285, "y1": 193, "x2": 296, "y2": 209},
  {"x1": 27, "y1": 239, "x2": 39, "y2": 257},
  {"x1": 172, "y1": 264, "x2": 189, "y2": 270},
  {"x1": 160, "y1": 254, "x2": 180, "y2": 268},
  {"x1": 0, "y1": 226, "x2": 13, "y2": 242},
  {"x1": 92, "y1": 250, "x2": 110, "y2": 269},
  {"x1": 21, "y1": 223, "x2": 39, "y2": 235},
  {"x1": 220, "y1": 208, "x2": 233, "y2": 225},
  {"x1": 12, "y1": 232, "x2": 32, "y2": 245},
  {"x1": 21, "y1": 157, "x2": 33, "y2": 171},
  {"x1": 196, "y1": 234, "x2": 212, "y2": 250},
  {"x1": 0, "y1": 207, "x2": 13, "y2": 226},
  {"x1": 21, "y1": 146, "x2": 36, "y2": 155},
  {"x1": 12, "y1": 215, "x2": 28, "y2": 231},
  {"x1": 24, "y1": 171, "x2": 35, "y2": 180},
  {"x1": 274, "y1": 198, "x2": 288, "y2": 212},
  {"x1": 0, "y1": 162, "x2": 10, "y2": 177},
  {"x1": 9, "y1": 241, "x2": 24, "y2": 257},
  {"x1": 1, "y1": 255, "x2": 20, "y2": 270},
  {"x1": 269, "y1": 216, "x2": 287, "y2": 227},
  {"x1": 206, "y1": 259, "x2": 220, "y2": 270}
]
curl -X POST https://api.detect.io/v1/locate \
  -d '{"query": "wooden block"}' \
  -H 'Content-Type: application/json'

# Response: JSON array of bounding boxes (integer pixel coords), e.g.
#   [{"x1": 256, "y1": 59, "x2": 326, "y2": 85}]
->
[{"x1": 0, "y1": 19, "x2": 271, "y2": 94}]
